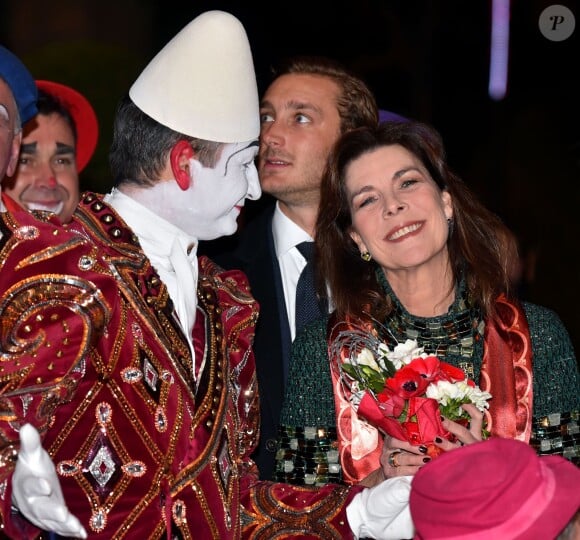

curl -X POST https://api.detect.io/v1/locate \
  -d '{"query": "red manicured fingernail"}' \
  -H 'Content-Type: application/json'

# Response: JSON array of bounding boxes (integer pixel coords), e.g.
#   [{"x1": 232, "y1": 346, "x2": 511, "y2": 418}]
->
[
  {"x1": 423, "y1": 457, "x2": 431, "y2": 463},
  {"x1": 435, "y1": 437, "x2": 443, "y2": 443},
  {"x1": 419, "y1": 445, "x2": 428, "y2": 453}
]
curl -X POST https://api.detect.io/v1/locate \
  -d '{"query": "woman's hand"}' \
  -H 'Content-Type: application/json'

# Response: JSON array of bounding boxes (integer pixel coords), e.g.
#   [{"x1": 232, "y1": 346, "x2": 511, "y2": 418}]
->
[
  {"x1": 434, "y1": 403, "x2": 485, "y2": 452},
  {"x1": 379, "y1": 404, "x2": 485, "y2": 479},
  {"x1": 380, "y1": 435, "x2": 431, "y2": 480}
]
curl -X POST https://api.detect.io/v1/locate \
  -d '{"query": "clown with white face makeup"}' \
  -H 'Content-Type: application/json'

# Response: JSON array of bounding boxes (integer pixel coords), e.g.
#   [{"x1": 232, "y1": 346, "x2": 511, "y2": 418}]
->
[
  {"x1": 122, "y1": 140, "x2": 261, "y2": 241},
  {"x1": 179, "y1": 141, "x2": 260, "y2": 240},
  {"x1": 106, "y1": 137, "x2": 261, "y2": 350}
]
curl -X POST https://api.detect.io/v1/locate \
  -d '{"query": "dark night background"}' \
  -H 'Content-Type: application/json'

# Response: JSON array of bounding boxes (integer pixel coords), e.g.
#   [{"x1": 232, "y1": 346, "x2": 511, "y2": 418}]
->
[{"x1": 2, "y1": 0, "x2": 579, "y2": 355}]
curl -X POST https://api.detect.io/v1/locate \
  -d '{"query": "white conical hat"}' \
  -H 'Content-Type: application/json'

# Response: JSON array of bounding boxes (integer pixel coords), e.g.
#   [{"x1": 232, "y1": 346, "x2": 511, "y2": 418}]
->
[{"x1": 129, "y1": 10, "x2": 259, "y2": 143}]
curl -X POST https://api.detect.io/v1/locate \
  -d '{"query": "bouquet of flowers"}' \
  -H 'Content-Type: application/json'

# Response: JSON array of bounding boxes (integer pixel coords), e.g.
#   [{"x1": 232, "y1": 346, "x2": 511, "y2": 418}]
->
[{"x1": 331, "y1": 325, "x2": 491, "y2": 457}]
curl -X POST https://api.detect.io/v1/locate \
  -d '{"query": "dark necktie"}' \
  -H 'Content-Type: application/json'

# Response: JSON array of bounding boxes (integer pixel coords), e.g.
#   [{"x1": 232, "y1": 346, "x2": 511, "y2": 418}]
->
[{"x1": 295, "y1": 241, "x2": 325, "y2": 335}]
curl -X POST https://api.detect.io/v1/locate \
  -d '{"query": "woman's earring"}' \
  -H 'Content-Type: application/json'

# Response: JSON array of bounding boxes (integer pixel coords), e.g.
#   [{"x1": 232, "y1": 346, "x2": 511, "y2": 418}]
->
[
  {"x1": 361, "y1": 251, "x2": 372, "y2": 262},
  {"x1": 447, "y1": 217, "x2": 454, "y2": 236}
]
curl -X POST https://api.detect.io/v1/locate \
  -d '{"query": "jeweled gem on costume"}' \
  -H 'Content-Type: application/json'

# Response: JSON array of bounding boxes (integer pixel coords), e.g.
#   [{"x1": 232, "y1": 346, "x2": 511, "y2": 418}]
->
[
  {"x1": 88, "y1": 446, "x2": 116, "y2": 487},
  {"x1": 57, "y1": 461, "x2": 80, "y2": 476},
  {"x1": 14, "y1": 226, "x2": 39, "y2": 240},
  {"x1": 90, "y1": 509, "x2": 107, "y2": 532},
  {"x1": 143, "y1": 357, "x2": 158, "y2": 391},
  {"x1": 79, "y1": 255, "x2": 96, "y2": 270},
  {"x1": 121, "y1": 368, "x2": 142, "y2": 383},
  {"x1": 96, "y1": 402, "x2": 112, "y2": 425},
  {"x1": 156, "y1": 406, "x2": 167, "y2": 432},
  {"x1": 122, "y1": 461, "x2": 146, "y2": 477}
]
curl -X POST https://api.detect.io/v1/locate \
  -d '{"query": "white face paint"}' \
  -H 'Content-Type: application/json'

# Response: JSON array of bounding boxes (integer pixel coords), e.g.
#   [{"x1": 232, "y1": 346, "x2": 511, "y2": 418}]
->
[
  {"x1": 129, "y1": 141, "x2": 260, "y2": 240},
  {"x1": 184, "y1": 141, "x2": 260, "y2": 239}
]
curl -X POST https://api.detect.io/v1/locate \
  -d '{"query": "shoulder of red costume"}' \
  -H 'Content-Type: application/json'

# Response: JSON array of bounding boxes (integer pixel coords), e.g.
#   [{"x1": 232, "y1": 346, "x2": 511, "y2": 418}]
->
[{"x1": 198, "y1": 254, "x2": 256, "y2": 308}]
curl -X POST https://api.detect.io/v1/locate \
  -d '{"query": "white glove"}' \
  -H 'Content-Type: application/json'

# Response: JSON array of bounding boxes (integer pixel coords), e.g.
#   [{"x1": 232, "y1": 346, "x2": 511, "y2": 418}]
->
[
  {"x1": 12, "y1": 424, "x2": 87, "y2": 539},
  {"x1": 346, "y1": 475, "x2": 414, "y2": 540}
]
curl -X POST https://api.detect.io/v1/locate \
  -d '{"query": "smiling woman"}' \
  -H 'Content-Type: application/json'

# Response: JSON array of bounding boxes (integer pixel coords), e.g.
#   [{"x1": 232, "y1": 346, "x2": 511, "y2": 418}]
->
[
  {"x1": 275, "y1": 120, "x2": 579, "y2": 489},
  {"x1": 347, "y1": 143, "x2": 453, "y2": 284}
]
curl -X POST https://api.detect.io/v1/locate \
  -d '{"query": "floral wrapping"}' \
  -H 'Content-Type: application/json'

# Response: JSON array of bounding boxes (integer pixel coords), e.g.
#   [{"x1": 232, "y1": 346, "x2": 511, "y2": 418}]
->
[
  {"x1": 0, "y1": 194, "x2": 360, "y2": 540},
  {"x1": 331, "y1": 321, "x2": 492, "y2": 461},
  {"x1": 326, "y1": 299, "x2": 534, "y2": 482}
]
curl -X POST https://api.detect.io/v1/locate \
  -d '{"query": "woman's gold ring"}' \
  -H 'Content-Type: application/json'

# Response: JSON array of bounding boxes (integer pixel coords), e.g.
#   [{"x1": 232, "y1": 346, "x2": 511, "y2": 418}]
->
[{"x1": 388, "y1": 450, "x2": 402, "y2": 468}]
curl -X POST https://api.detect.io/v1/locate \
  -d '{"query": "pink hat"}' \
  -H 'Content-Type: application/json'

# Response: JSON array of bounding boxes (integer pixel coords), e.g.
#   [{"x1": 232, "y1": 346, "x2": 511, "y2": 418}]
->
[{"x1": 410, "y1": 437, "x2": 580, "y2": 539}]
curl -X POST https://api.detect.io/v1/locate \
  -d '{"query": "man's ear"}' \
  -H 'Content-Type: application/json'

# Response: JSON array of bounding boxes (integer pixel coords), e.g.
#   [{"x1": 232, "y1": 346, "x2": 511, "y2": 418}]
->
[{"x1": 170, "y1": 140, "x2": 195, "y2": 191}]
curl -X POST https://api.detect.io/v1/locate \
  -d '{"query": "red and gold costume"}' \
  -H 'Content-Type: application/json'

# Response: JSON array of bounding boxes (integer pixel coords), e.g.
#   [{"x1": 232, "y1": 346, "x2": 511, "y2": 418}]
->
[{"x1": 0, "y1": 193, "x2": 360, "y2": 539}]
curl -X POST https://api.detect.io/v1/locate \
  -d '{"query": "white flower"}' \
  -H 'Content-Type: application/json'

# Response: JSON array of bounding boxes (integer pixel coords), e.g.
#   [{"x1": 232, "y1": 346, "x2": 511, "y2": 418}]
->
[
  {"x1": 426, "y1": 380, "x2": 492, "y2": 415},
  {"x1": 426, "y1": 380, "x2": 461, "y2": 402},
  {"x1": 464, "y1": 384, "x2": 492, "y2": 412},
  {"x1": 355, "y1": 347, "x2": 381, "y2": 371},
  {"x1": 384, "y1": 339, "x2": 427, "y2": 369}
]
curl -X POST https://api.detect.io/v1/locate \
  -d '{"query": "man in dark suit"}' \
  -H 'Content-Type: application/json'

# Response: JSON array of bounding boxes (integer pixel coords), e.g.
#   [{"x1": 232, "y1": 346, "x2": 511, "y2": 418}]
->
[{"x1": 210, "y1": 56, "x2": 380, "y2": 480}]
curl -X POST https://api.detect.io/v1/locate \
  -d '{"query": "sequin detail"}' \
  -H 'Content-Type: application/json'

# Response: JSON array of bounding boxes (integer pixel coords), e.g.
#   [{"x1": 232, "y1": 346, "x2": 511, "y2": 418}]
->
[
  {"x1": 275, "y1": 426, "x2": 342, "y2": 485},
  {"x1": 531, "y1": 410, "x2": 580, "y2": 465}
]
